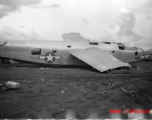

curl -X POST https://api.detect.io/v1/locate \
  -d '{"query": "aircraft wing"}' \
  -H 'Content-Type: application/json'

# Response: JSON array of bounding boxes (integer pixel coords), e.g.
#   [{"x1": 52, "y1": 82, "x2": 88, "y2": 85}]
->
[{"x1": 70, "y1": 47, "x2": 130, "y2": 72}]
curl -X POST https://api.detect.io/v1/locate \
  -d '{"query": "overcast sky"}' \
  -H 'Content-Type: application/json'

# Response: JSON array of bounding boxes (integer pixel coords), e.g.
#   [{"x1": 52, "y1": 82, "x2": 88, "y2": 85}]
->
[{"x1": 0, "y1": 0, "x2": 152, "y2": 50}]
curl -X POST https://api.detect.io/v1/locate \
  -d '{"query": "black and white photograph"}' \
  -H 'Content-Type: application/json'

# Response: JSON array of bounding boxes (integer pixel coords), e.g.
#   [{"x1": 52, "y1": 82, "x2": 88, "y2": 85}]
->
[{"x1": 0, "y1": 0, "x2": 152, "y2": 119}]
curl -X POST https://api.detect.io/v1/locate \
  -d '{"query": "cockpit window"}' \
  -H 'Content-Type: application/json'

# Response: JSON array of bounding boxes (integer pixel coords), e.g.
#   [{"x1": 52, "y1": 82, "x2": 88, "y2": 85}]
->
[
  {"x1": 31, "y1": 48, "x2": 41, "y2": 55},
  {"x1": 90, "y1": 42, "x2": 98, "y2": 45},
  {"x1": 117, "y1": 43, "x2": 125, "y2": 50},
  {"x1": 119, "y1": 46, "x2": 124, "y2": 50}
]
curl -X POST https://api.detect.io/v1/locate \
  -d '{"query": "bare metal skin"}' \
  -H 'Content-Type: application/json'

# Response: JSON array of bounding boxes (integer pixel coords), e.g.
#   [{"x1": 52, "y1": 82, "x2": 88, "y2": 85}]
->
[{"x1": 0, "y1": 33, "x2": 144, "y2": 72}]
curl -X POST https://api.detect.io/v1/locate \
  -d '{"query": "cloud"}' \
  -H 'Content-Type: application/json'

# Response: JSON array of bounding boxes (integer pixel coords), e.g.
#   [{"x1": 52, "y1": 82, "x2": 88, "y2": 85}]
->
[
  {"x1": 95, "y1": 6, "x2": 144, "y2": 47},
  {"x1": 118, "y1": 12, "x2": 135, "y2": 36},
  {"x1": 115, "y1": 10, "x2": 143, "y2": 42},
  {"x1": 29, "y1": 3, "x2": 61, "y2": 9},
  {"x1": 84, "y1": 6, "x2": 144, "y2": 45},
  {"x1": 50, "y1": 4, "x2": 60, "y2": 8},
  {"x1": 0, "y1": 0, "x2": 151, "y2": 50},
  {"x1": 0, "y1": 26, "x2": 47, "y2": 41},
  {"x1": 133, "y1": 26, "x2": 152, "y2": 49},
  {"x1": 130, "y1": 0, "x2": 152, "y2": 14},
  {"x1": 0, "y1": 0, "x2": 41, "y2": 18},
  {"x1": 82, "y1": 19, "x2": 89, "y2": 25},
  {"x1": 147, "y1": 16, "x2": 151, "y2": 20},
  {"x1": 81, "y1": 19, "x2": 89, "y2": 29},
  {"x1": 143, "y1": 0, "x2": 152, "y2": 9}
]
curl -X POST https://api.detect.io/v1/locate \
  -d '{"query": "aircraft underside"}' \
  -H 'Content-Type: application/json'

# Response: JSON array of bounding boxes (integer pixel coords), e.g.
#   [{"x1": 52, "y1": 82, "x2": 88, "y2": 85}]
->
[{"x1": 0, "y1": 57, "x2": 130, "y2": 74}]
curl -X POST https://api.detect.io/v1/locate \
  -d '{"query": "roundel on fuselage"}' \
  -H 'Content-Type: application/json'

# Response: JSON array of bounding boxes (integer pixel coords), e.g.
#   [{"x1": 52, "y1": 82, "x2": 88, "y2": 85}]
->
[{"x1": 44, "y1": 52, "x2": 55, "y2": 63}]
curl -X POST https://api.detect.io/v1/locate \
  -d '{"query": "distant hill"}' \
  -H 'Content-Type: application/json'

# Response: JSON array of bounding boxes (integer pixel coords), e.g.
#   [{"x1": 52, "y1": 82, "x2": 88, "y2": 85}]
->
[
  {"x1": 147, "y1": 49, "x2": 152, "y2": 51},
  {"x1": 144, "y1": 49, "x2": 152, "y2": 60},
  {"x1": 145, "y1": 49, "x2": 152, "y2": 54}
]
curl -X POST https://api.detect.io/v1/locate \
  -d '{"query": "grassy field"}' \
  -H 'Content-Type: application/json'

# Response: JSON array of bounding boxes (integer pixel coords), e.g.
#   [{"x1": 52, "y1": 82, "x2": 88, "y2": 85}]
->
[{"x1": 0, "y1": 61, "x2": 152, "y2": 119}]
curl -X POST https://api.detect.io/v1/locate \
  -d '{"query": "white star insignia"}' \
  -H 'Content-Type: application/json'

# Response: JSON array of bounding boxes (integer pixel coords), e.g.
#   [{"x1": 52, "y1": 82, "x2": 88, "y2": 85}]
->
[{"x1": 46, "y1": 53, "x2": 55, "y2": 62}]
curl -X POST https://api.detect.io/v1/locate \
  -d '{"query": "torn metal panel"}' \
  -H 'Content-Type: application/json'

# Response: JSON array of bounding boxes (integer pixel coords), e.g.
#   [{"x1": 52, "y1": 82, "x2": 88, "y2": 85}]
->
[{"x1": 70, "y1": 47, "x2": 130, "y2": 72}]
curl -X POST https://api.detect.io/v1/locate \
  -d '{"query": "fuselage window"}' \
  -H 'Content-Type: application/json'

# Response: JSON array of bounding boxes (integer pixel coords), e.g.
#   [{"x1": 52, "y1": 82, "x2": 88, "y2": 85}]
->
[
  {"x1": 135, "y1": 52, "x2": 138, "y2": 56},
  {"x1": 103, "y1": 42, "x2": 111, "y2": 44},
  {"x1": 67, "y1": 46, "x2": 71, "y2": 48},
  {"x1": 31, "y1": 48, "x2": 41, "y2": 55},
  {"x1": 112, "y1": 51, "x2": 115, "y2": 53},
  {"x1": 90, "y1": 42, "x2": 98, "y2": 45}
]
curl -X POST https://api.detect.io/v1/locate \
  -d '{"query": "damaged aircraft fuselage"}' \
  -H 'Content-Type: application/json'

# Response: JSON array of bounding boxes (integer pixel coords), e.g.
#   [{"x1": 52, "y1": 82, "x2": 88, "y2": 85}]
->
[{"x1": 0, "y1": 33, "x2": 144, "y2": 72}]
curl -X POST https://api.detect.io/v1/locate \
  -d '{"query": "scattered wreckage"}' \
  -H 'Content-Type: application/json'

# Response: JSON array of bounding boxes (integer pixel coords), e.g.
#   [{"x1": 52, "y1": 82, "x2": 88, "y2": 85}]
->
[{"x1": 0, "y1": 81, "x2": 20, "y2": 92}]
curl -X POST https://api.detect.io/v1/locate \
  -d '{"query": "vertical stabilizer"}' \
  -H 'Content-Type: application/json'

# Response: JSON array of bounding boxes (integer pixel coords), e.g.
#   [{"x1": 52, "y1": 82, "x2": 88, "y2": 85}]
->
[{"x1": 62, "y1": 32, "x2": 89, "y2": 42}]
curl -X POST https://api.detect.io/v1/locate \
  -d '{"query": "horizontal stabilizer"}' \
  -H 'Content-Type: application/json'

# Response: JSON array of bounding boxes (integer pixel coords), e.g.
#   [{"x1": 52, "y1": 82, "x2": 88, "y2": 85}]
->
[{"x1": 70, "y1": 47, "x2": 130, "y2": 72}]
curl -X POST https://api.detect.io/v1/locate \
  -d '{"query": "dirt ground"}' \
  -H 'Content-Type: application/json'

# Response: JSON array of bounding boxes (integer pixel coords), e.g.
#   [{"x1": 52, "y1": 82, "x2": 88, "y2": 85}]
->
[{"x1": 0, "y1": 61, "x2": 152, "y2": 119}]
